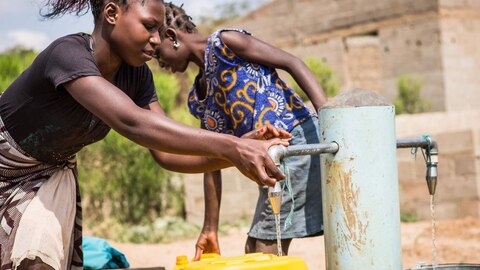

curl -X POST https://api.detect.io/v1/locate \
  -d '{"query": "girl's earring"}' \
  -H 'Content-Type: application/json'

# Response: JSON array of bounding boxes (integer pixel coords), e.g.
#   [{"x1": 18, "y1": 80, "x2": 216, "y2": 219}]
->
[{"x1": 173, "y1": 40, "x2": 181, "y2": 49}]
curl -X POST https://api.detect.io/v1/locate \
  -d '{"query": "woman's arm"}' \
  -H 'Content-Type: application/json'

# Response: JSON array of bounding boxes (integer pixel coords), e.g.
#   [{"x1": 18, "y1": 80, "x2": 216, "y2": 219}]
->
[
  {"x1": 146, "y1": 101, "x2": 231, "y2": 173},
  {"x1": 147, "y1": 102, "x2": 291, "y2": 173},
  {"x1": 220, "y1": 31, "x2": 328, "y2": 111},
  {"x1": 64, "y1": 76, "x2": 285, "y2": 186}
]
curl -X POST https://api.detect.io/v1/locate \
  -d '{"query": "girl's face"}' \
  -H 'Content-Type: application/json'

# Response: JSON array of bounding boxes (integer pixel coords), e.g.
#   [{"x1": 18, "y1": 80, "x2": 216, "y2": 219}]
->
[
  {"x1": 110, "y1": 0, "x2": 164, "y2": 67},
  {"x1": 155, "y1": 29, "x2": 190, "y2": 73}
]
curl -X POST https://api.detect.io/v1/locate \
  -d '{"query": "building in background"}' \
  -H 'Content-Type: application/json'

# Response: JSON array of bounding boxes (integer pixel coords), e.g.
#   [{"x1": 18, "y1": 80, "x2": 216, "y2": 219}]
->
[
  {"x1": 223, "y1": 0, "x2": 480, "y2": 112},
  {"x1": 184, "y1": 0, "x2": 480, "y2": 226}
]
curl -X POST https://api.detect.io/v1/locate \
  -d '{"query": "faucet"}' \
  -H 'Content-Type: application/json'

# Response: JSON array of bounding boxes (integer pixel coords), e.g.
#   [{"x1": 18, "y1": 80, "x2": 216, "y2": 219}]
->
[
  {"x1": 397, "y1": 136, "x2": 438, "y2": 196},
  {"x1": 267, "y1": 143, "x2": 339, "y2": 167},
  {"x1": 425, "y1": 140, "x2": 438, "y2": 196}
]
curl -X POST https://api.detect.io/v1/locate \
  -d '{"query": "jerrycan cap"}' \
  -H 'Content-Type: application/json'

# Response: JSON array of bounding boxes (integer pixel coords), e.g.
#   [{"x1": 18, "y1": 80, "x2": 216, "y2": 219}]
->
[{"x1": 176, "y1": 255, "x2": 189, "y2": 266}]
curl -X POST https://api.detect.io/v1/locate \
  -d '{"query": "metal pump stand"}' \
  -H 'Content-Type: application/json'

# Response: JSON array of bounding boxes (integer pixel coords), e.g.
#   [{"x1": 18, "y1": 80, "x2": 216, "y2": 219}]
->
[{"x1": 267, "y1": 89, "x2": 439, "y2": 270}]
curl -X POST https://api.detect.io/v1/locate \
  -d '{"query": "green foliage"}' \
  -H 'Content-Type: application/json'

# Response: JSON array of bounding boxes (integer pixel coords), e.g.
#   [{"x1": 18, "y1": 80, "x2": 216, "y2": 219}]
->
[
  {"x1": 400, "y1": 211, "x2": 419, "y2": 223},
  {"x1": 290, "y1": 57, "x2": 340, "y2": 102},
  {"x1": 78, "y1": 131, "x2": 185, "y2": 224},
  {"x1": 152, "y1": 71, "x2": 179, "y2": 114},
  {"x1": 87, "y1": 216, "x2": 200, "y2": 244},
  {"x1": 79, "y1": 68, "x2": 188, "y2": 227},
  {"x1": 0, "y1": 47, "x2": 37, "y2": 92},
  {"x1": 394, "y1": 74, "x2": 431, "y2": 115},
  {"x1": 197, "y1": 0, "x2": 268, "y2": 34}
]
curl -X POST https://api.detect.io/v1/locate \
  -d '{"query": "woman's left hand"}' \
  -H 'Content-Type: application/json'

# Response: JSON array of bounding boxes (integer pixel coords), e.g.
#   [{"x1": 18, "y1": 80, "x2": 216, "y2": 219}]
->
[{"x1": 241, "y1": 125, "x2": 292, "y2": 140}]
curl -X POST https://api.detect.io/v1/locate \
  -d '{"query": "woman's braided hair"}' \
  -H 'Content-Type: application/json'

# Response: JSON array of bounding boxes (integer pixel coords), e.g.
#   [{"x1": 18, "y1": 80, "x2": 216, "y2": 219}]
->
[
  {"x1": 40, "y1": 0, "x2": 161, "y2": 22},
  {"x1": 163, "y1": 2, "x2": 197, "y2": 35}
]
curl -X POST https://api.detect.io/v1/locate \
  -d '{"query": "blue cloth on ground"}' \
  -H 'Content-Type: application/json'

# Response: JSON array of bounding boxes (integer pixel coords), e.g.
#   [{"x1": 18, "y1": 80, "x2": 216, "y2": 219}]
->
[{"x1": 83, "y1": 236, "x2": 130, "y2": 269}]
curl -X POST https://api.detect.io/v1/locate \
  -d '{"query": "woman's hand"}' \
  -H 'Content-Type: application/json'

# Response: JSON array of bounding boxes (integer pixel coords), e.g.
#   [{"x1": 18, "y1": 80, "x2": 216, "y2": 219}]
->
[
  {"x1": 241, "y1": 125, "x2": 292, "y2": 140},
  {"x1": 228, "y1": 137, "x2": 289, "y2": 186}
]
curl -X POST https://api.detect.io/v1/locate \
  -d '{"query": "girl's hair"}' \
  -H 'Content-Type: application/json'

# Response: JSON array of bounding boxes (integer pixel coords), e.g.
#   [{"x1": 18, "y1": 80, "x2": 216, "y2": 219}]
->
[
  {"x1": 41, "y1": 0, "x2": 162, "y2": 22},
  {"x1": 163, "y1": 2, "x2": 197, "y2": 34}
]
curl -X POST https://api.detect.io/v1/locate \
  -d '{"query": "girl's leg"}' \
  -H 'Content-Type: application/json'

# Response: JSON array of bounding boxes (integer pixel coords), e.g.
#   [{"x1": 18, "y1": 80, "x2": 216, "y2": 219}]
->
[{"x1": 245, "y1": 236, "x2": 292, "y2": 255}]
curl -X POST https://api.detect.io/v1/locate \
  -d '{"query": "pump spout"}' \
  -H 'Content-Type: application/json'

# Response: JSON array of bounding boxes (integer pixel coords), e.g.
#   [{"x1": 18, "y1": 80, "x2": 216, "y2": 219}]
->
[
  {"x1": 425, "y1": 141, "x2": 438, "y2": 196},
  {"x1": 267, "y1": 143, "x2": 339, "y2": 167},
  {"x1": 397, "y1": 136, "x2": 438, "y2": 196}
]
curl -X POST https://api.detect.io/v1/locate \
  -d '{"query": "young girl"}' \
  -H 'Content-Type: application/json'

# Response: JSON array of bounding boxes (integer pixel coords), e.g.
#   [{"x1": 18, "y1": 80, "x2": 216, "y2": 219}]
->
[
  {"x1": 0, "y1": 1, "x2": 288, "y2": 269},
  {"x1": 155, "y1": 3, "x2": 328, "y2": 258}
]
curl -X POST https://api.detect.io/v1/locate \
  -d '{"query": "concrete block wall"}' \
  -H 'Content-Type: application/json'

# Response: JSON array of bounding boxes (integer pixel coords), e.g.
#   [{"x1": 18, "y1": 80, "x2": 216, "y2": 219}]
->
[
  {"x1": 225, "y1": 0, "x2": 439, "y2": 47},
  {"x1": 218, "y1": 0, "x2": 480, "y2": 113},
  {"x1": 344, "y1": 36, "x2": 383, "y2": 94},
  {"x1": 439, "y1": 16, "x2": 480, "y2": 112},
  {"x1": 379, "y1": 19, "x2": 445, "y2": 111},
  {"x1": 396, "y1": 110, "x2": 480, "y2": 220},
  {"x1": 182, "y1": 167, "x2": 259, "y2": 227}
]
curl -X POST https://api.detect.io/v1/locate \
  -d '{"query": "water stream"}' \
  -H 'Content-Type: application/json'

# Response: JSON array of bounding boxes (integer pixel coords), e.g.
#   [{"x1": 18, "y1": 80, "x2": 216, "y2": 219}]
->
[
  {"x1": 268, "y1": 183, "x2": 283, "y2": 256},
  {"x1": 274, "y1": 213, "x2": 283, "y2": 256},
  {"x1": 430, "y1": 194, "x2": 437, "y2": 269}
]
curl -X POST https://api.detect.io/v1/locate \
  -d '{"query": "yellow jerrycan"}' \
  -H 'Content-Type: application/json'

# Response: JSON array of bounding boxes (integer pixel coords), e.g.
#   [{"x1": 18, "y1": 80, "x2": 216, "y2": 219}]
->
[{"x1": 173, "y1": 253, "x2": 308, "y2": 270}]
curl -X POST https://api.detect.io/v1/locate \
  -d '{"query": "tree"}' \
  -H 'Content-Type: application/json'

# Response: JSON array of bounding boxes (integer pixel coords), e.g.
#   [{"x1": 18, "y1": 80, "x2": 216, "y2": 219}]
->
[
  {"x1": 0, "y1": 47, "x2": 37, "y2": 92},
  {"x1": 197, "y1": 0, "x2": 270, "y2": 34},
  {"x1": 78, "y1": 70, "x2": 188, "y2": 225},
  {"x1": 394, "y1": 74, "x2": 431, "y2": 115},
  {"x1": 290, "y1": 57, "x2": 340, "y2": 102}
]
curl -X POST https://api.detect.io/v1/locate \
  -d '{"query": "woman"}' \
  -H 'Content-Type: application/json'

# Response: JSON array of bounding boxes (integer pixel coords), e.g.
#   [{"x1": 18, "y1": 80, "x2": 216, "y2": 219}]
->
[{"x1": 0, "y1": 0, "x2": 287, "y2": 269}]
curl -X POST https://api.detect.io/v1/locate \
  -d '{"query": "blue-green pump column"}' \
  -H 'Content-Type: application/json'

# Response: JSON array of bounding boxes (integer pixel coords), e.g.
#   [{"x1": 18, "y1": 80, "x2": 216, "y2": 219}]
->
[{"x1": 319, "y1": 89, "x2": 402, "y2": 269}]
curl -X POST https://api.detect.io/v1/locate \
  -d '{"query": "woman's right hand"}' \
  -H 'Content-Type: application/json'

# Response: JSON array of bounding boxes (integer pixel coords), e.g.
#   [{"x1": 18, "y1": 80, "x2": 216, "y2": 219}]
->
[{"x1": 228, "y1": 137, "x2": 288, "y2": 186}]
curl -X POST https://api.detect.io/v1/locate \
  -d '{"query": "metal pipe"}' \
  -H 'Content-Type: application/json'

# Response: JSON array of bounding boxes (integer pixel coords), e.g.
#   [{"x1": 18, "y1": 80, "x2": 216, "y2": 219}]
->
[
  {"x1": 267, "y1": 143, "x2": 339, "y2": 166},
  {"x1": 396, "y1": 138, "x2": 438, "y2": 150},
  {"x1": 397, "y1": 137, "x2": 438, "y2": 195}
]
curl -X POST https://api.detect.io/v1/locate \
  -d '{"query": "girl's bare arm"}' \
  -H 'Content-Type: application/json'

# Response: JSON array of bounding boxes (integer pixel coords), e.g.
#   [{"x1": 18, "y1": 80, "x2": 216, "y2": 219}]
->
[{"x1": 220, "y1": 31, "x2": 328, "y2": 111}]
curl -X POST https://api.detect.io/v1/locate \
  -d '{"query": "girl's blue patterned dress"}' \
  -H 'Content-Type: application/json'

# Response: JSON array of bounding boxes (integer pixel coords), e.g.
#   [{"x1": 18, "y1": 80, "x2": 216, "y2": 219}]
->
[{"x1": 187, "y1": 29, "x2": 316, "y2": 136}]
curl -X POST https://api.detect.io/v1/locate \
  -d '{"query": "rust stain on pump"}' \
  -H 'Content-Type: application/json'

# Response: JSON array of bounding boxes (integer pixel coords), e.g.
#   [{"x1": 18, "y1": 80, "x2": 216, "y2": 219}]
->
[{"x1": 326, "y1": 161, "x2": 368, "y2": 255}]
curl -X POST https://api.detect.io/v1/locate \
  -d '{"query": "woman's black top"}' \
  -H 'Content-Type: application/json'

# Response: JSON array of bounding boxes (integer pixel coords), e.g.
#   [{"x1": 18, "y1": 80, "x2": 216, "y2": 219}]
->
[{"x1": 0, "y1": 33, "x2": 158, "y2": 164}]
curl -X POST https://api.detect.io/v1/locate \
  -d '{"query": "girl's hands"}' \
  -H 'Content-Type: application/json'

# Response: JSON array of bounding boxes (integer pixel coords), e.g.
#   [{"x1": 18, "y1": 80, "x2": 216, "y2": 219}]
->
[
  {"x1": 194, "y1": 229, "x2": 221, "y2": 261},
  {"x1": 241, "y1": 125, "x2": 292, "y2": 140}
]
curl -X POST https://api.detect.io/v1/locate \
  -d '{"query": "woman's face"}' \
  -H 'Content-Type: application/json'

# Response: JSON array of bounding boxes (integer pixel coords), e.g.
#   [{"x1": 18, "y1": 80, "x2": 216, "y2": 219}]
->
[
  {"x1": 155, "y1": 30, "x2": 190, "y2": 73},
  {"x1": 110, "y1": 0, "x2": 165, "y2": 67}
]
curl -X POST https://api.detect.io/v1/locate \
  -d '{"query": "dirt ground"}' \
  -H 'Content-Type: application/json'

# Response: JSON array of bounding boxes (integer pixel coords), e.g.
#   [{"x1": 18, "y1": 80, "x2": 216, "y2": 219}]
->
[{"x1": 110, "y1": 217, "x2": 480, "y2": 270}]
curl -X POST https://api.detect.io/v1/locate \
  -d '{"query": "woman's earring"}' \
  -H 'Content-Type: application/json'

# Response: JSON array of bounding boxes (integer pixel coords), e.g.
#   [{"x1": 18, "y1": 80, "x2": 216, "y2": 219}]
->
[{"x1": 173, "y1": 40, "x2": 181, "y2": 49}]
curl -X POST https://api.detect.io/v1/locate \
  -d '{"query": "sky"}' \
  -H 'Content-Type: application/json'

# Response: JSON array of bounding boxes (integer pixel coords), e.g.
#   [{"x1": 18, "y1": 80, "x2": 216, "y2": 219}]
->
[{"x1": 0, "y1": 0, "x2": 266, "y2": 53}]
